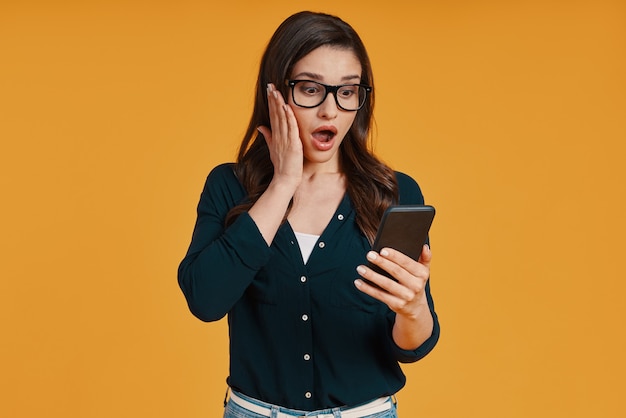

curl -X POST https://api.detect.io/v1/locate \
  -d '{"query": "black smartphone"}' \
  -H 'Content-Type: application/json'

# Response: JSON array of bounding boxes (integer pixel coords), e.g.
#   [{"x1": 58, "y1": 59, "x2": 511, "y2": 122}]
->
[{"x1": 366, "y1": 205, "x2": 436, "y2": 281}]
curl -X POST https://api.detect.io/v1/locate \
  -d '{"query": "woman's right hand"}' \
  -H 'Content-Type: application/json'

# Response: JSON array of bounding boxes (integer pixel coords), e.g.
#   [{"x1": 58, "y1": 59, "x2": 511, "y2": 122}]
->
[{"x1": 257, "y1": 83, "x2": 303, "y2": 189}]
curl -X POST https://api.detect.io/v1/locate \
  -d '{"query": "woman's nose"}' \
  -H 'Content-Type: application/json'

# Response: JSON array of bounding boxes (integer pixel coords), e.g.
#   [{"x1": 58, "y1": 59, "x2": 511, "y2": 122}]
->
[{"x1": 317, "y1": 92, "x2": 339, "y2": 119}]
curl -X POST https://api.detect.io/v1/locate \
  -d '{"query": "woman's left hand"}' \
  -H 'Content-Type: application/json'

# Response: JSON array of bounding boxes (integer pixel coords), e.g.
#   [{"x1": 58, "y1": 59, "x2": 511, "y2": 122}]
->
[{"x1": 355, "y1": 244, "x2": 434, "y2": 350}]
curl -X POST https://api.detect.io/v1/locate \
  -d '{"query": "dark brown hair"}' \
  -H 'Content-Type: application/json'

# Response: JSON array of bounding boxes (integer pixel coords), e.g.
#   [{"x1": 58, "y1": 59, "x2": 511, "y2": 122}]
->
[{"x1": 227, "y1": 11, "x2": 398, "y2": 243}]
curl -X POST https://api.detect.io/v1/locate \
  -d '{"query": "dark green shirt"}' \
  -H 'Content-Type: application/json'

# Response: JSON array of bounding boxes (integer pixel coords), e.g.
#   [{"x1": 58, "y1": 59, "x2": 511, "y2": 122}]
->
[{"x1": 178, "y1": 163, "x2": 440, "y2": 410}]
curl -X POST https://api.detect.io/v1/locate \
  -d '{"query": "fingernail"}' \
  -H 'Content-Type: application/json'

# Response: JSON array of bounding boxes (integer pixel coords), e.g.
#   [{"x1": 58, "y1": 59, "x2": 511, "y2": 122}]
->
[
  {"x1": 366, "y1": 251, "x2": 377, "y2": 260},
  {"x1": 356, "y1": 265, "x2": 366, "y2": 275},
  {"x1": 380, "y1": 249, "x2": 389, "y2": 257},
  {"x1": 354, "y1": 279, "x2": 363, "y2": 288}
]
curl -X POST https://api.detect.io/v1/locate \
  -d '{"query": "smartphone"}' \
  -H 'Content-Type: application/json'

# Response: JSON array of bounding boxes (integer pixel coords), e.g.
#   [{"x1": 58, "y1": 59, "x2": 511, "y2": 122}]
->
[{"x1": 366, "y1": 205, "x2": 436, "y2": 281}]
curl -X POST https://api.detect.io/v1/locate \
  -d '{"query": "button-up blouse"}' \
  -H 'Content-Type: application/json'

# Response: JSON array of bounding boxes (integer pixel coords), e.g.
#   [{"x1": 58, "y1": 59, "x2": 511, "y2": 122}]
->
[{"x1": 178, "y1": 163, "x2": 440, "y2": 411}]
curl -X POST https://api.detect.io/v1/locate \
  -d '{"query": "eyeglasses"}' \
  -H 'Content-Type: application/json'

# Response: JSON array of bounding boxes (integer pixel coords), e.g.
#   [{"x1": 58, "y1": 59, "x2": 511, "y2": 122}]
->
[{"x1": 287, "y1": 79, "x2": 372, "y2": 111}]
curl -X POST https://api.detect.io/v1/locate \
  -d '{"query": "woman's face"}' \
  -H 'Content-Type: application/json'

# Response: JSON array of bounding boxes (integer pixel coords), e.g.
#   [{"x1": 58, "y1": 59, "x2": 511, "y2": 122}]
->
[{"x1": 287, "y1": 45, "x2": 362, "y2": 170}]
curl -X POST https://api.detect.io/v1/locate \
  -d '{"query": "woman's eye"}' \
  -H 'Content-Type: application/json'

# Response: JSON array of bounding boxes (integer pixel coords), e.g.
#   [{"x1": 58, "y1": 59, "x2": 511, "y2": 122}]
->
[
  {"x1": 339, "y1": 88, "x2": 356, "y2": 97},
  {"x1": 300, "y1": 84, "x2": 321, "y2": 95}
]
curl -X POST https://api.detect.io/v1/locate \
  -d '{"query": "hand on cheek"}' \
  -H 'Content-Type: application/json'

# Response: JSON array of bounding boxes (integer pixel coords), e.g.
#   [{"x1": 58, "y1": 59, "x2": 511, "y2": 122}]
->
[{"x1": 256, "y1": 84, "x2": 303, "y2": 186}]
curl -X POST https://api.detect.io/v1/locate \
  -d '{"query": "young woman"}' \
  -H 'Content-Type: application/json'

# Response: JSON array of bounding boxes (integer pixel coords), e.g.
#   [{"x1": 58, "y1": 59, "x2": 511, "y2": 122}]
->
[{"x1": 178, "y1": 11, "x2": 440, "y2": 418}]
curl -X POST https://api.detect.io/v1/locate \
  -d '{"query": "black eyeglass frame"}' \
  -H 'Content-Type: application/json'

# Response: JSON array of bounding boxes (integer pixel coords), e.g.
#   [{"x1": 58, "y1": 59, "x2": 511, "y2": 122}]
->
[{"x1": 286, "y1": 79, "x2": 372, "y2": 111}]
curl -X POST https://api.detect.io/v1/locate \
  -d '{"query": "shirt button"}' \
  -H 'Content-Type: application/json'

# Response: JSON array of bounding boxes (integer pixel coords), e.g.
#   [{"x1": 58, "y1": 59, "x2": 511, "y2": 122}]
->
[
  {"x1": 305, "y1": 392, "x2": 312, "y2": 399},
  {"x1": 338, "y1": 214, "x2": 344, "y2": 220},
  {"x1": 318, "y1": 241, "x2": 325, "y2": 248},
  {"x1": 301, "y1": 314, "x2": 309, "y2": 321},
  {"x1": 304, "y1": 353, "x2": 311, "y2": 361},
  {"x1": 300, "y1": 276, "x2": 307, "y2": 283}
]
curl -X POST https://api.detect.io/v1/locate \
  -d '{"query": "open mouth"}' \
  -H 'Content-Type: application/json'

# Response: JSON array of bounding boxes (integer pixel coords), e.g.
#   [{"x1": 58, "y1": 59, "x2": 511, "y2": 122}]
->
[
  {"x1": 312, "y1": 127, "x2": 337, "y2": 143},
  {"x1": 314, "y1": 130, "x2": 335, "y2": 142}
]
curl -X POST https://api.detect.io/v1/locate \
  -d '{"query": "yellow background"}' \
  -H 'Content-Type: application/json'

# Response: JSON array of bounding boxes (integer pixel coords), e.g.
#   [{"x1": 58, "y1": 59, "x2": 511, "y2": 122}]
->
[{"x1": 1, "y1": 0, "x2": 625, "y2": 417}]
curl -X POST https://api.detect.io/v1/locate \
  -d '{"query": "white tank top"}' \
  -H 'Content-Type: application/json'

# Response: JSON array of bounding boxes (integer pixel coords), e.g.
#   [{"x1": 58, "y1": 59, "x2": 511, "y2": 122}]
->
[{"x1": 294, "y1": 231, "x2": 320, "y2": 264}]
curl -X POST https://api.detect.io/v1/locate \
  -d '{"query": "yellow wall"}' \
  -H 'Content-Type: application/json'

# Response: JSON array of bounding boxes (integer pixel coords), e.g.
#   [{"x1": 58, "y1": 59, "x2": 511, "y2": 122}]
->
[{"x1": 1, "y1": 1, "x2": 625, "y2": 417}]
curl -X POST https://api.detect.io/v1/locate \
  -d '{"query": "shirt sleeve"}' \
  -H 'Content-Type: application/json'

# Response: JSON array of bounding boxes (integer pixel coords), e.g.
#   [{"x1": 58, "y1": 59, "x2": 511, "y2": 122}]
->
[
  {"x1": 177, "y1": 164, "x2": 273, "y2": 322},
  {"x1": 387, "y1": 171, "x2": 441, "y2": 363}
]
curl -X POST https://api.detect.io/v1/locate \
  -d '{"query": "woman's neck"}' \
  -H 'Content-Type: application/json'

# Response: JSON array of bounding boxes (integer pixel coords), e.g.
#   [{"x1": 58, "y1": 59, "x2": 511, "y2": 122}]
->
[{"x1": 302, "y1": 158, "x2": 342, "y2": 178}]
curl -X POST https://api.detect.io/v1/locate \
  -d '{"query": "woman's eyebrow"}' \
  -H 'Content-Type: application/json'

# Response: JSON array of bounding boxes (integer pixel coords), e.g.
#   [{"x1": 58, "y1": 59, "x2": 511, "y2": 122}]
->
[
  {"x1": 292, "y1": 72, "x2": 323, "y2": 80},
  {"x1": 341, "y1": 74, "x2": 362, "y2": 82},
  {"x1": 292, "y1": 72, "x2": 361, "y2": 82}
]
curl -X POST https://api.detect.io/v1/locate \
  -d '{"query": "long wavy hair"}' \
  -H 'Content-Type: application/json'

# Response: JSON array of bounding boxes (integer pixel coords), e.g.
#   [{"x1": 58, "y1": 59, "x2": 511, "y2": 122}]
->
[{"x1": 227, "y1": 11, "x2": 398, "y2": 244}]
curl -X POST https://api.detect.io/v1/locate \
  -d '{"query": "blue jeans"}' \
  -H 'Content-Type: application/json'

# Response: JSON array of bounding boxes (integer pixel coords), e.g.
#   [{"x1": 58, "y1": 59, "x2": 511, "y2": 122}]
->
[{"x1": 223, "y1": 391, "x2": 398, "y2": 418}]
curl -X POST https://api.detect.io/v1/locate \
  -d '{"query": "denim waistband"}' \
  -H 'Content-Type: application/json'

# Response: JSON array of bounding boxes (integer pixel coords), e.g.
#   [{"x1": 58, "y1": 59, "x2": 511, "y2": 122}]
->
[{"x1": 227, "y1": 390, "x2": 393, "y2": 418}]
